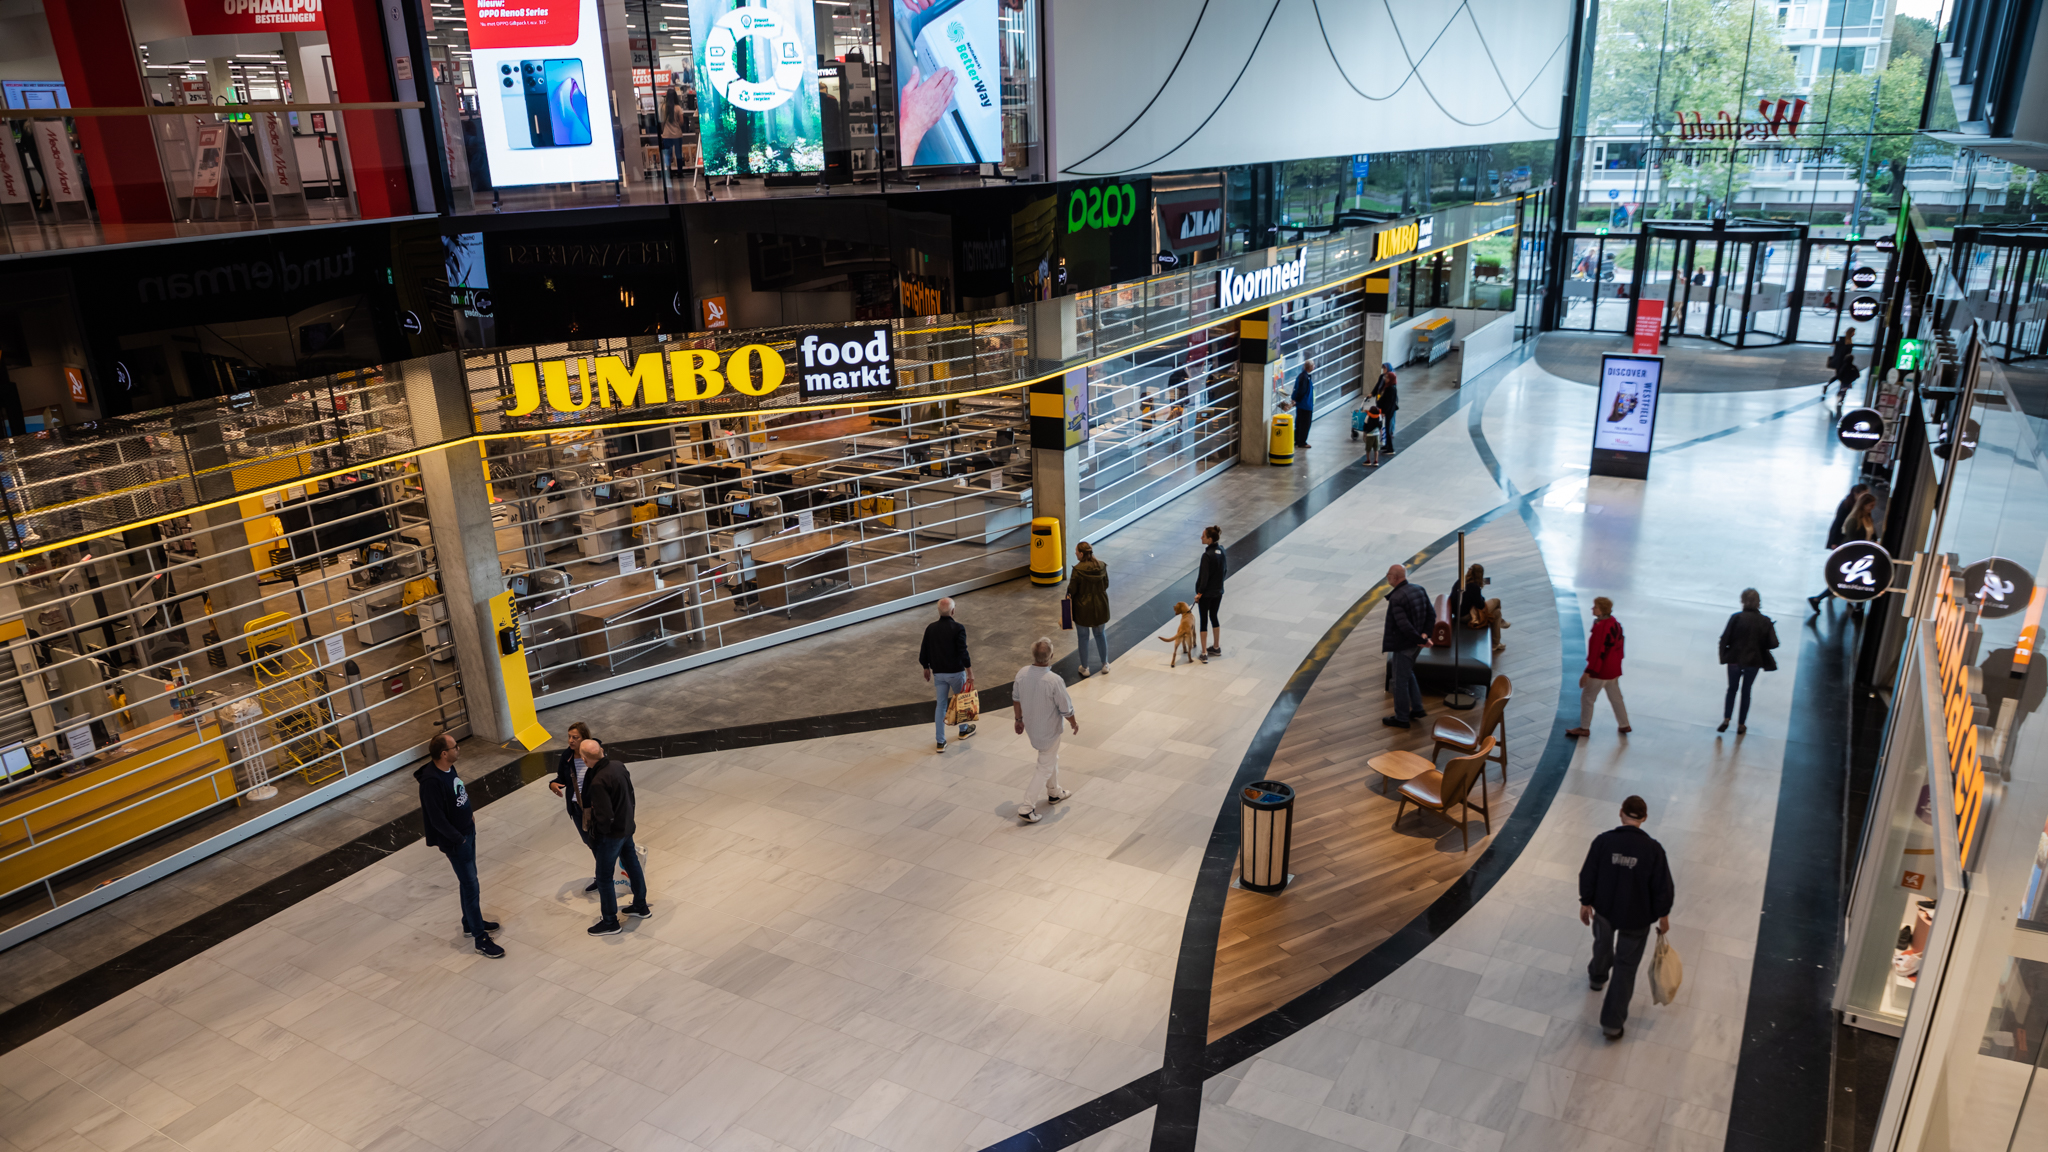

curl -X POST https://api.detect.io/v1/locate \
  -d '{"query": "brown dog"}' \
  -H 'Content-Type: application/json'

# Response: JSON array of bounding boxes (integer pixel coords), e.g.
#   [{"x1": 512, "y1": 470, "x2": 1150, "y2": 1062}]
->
[{"x1": 1159, "y1": 601, "x2": 1199, "y2": 667}]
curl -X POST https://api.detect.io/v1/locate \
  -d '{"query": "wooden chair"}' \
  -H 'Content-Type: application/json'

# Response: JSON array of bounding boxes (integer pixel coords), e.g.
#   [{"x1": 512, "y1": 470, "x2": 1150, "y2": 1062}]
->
[
  {"x1": 1432, "y1": 674, "x2": 1511, "y2": 786},
  {"x1": 1393, "y1": 736, "x2": 1494, "y2": 852}
]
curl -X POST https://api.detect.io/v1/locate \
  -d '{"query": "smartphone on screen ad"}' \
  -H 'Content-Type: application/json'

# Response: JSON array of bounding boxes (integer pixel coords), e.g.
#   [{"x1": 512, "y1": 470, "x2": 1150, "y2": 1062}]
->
[
  {"x1": 895, "y1": 0, "x2": 1002, "y2": 167},
  {"x1": 465, "y1": 0, "x2": 616, "y2": 185}
]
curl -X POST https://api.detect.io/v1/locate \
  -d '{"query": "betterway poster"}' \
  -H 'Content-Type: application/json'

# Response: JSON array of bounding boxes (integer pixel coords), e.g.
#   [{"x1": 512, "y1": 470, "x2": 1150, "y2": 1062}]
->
[
  {"x1": 894, "y1": 0, "x2": 1002, "y2": 167},
  {"x1": 464, "y1": 0, "x2": 618, "y2": 187},
  {"x1": 691, "y1": 0, "x2": 822, "y2": 174}
]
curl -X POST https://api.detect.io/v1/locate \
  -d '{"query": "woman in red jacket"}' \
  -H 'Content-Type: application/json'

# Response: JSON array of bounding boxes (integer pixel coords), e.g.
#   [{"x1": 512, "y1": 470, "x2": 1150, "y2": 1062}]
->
[{"x1": 1568, "y1": 597, "x2": 1631, "y2": 738}]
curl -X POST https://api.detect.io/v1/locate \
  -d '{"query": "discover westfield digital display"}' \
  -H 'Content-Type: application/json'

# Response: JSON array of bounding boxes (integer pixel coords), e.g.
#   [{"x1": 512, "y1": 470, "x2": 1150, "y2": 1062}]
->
[
  {"x1": 465, "y1": 0, "x2": 619, "y2": 187},
  {"x1": 1590, "y1": 353, "x2": 1662, "y2": 479}
]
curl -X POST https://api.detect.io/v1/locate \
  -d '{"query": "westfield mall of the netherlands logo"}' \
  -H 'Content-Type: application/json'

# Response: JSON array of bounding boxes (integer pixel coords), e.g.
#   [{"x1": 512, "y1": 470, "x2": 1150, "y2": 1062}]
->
[{"x1": 1675, "y1": 98, "x2": 1808, "y2": 141}]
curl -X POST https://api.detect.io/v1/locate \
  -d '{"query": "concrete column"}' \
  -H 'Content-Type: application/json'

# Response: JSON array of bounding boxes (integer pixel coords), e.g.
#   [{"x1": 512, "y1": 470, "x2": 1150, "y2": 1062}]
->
[
  {"x1": 417, "y1": 443, "x2": 513, "y2": 744},
  {"x1": 1028, "y1": 366, "x2": 1087, "y2": 542},
  {"x1": 190, "y1": 506, "x2": 271, "y2": 651},
  {"x1": 1031, "y1": 446, "x2": 1082, "y2": 535},
  {"x1": 1027, "y1": 296, "x2": 1082, "y2": 368}
]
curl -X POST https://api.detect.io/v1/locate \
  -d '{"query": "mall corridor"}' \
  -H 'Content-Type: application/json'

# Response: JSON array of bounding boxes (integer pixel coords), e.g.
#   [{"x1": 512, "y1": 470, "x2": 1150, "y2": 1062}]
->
[{"x1": 0, "y1": 339, "x2": 1875, "y2": 1152}]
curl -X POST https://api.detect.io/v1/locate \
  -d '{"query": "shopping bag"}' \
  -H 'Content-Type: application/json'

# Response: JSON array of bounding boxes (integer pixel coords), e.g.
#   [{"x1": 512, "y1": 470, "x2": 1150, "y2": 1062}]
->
[
  {"x1": 1649, "y1": 931, "x2": 1683, "y2": 1005},
  {"x1": 1060, "y1": 598, "x2": 1074, "y2": 630},
  {"x1": 945, "y1": 688, "x2": 981, "y2": 725},
  {"x1": 1351, "y1": 409, "x2": 1367, "y2": 433}
]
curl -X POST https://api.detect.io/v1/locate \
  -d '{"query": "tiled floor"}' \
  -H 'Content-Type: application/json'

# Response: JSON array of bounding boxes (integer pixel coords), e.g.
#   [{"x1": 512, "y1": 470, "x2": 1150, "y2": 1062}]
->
[{"x1": 0, "y1": 337, "x2": 1864, "y2": 1152}]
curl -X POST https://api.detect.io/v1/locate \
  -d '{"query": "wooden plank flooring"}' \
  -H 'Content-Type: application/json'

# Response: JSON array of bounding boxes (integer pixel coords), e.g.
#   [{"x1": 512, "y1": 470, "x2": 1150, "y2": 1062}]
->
[{"x1": 1208, "y1": 517, "x2": 1563, "y2": 1040}]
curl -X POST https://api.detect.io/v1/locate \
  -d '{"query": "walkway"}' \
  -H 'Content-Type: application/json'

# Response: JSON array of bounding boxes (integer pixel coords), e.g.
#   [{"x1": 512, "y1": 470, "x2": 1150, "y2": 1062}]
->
[{"x1": 0, "y1": 337, "x2": 1863, "y2": 1152}]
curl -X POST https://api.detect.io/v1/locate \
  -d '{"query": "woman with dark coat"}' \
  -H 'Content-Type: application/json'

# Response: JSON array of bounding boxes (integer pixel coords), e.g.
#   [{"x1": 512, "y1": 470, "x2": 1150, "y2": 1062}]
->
[
  {"x1": 1066, "y1": 541, "x2": 1111, "y2": 677},
  {"x1": 1810, "y1": 491, "x2": 1879, "y2": 614},
  {"x1": 1196, "y1": 525, "x2": 1227, "y2": 662},
  {"x1": 1717, "y1": 588, "x2": 1780, "y2": 734},
  {"x1": 1828, "y1": 329, "x2": 1860, "y2": 406}
]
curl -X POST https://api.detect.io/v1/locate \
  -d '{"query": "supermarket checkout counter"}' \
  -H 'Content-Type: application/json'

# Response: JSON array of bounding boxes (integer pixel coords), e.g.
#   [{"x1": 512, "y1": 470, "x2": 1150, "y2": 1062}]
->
[{"x1": 0, "y1": 714, "x2": 234, "y2": 893}]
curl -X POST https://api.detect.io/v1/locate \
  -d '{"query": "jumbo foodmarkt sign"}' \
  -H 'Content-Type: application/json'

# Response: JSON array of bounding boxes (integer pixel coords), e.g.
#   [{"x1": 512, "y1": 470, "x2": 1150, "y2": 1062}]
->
[
  {"x1": 503, "y1": 329, "x2": 898, "y2": 417},
  {"x1": 184, "y1": 0, "x2": 324, "y2": 34}
]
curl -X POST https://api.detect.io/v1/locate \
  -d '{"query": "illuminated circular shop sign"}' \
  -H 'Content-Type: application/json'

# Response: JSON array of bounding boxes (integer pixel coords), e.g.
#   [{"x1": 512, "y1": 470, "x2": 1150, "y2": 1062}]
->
[
  {"x1": 704, "y1": 6, "x2": 807, "y2": 111},
  {"x1": 1962, "y1": 556, "x2": 2035, "y2": 619},
  {"x1": 1849, "y1": 296, "x2": 1881, "y2": 322},
  {"x1": 1824, "y1": 540, "x2": 1893, "y2": 603},
  {"x1": 1850, "y1": 266, "x2": 1879, "y2": 288},
  {"x1": 1837, "y1": 407, "x2": 1885, "y2": 451}
]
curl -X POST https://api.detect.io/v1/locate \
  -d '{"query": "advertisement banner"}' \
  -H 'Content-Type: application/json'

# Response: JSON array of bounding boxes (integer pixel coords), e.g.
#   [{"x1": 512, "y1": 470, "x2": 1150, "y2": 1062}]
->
[
  {"x1": 190, "y1": 126, "x2": 227, "y2": 199},
  {"x1": 690, "y1": 0, "x2": 822, "y2": 174},
  {"x1": 33, "y1": 121, "x2": 83, "y2": 203},
  {"x1": 894, "y1": 0, "x2": 1001, "y2": 167},
  {"x1": 183, "y1": 0, "x2": 324, "y2": 35},
  {"x1": 465, "y1": 0, "x2": 619, "y2": 187},
  {"x1": 1632, "y1": 298, "x2": 1662, "y2": 355},
  {"x1": 0, "y1": 132, "x2": 30, "y2": 205},
  {"x1": 1593, "y1": 354, "x2": 1662, "y2": 455},
  {"x1": 249, "y1": 111, "x2": 303, "y2": 199}
]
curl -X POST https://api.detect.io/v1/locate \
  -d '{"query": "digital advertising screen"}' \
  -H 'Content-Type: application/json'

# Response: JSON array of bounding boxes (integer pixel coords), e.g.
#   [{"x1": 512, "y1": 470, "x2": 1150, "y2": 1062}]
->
[
  {"x1": 464, "y1": 0, "x2": 619, "y2": 187},
  {"x1": 691, "y1": 0, "x2": 823, "y2": 175},
  {"x1": 894, "y1": 0, "x2": 1002, "y2": 167},
  {"x1": 1591, "y1": 353, "x2": 1662, "y2": 478}
]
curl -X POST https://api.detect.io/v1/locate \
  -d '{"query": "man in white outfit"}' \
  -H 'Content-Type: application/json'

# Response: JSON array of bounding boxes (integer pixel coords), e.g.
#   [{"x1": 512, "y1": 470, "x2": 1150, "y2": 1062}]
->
[{"x1": 1012, "y1": 637, "x2": 1078, "y2": 823}]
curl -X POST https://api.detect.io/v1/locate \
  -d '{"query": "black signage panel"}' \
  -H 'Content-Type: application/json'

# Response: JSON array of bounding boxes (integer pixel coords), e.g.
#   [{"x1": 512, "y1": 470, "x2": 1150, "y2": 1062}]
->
[
  {"x1": 1962, "y1": 557, "x2": 2036, "y2": 619},
  {"x1": 1850, "y1": 296, "x2": 1881, "y2": 321},
  {"x1": 1825, "y1": 541, "x2": 1893, "y2": 603},
  {"x1": 1850, "y1": 266, "x2": 1879, "y2": 288},
  {"x1": 1838, "y1": 407, "x2": 1885, "y2": 450},
  {"x1": 794, "y1": 325, "x2": 898, "y2": 400}
]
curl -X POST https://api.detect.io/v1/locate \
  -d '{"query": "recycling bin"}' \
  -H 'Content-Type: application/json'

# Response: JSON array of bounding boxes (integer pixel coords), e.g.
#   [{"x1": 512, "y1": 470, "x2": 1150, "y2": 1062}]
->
[{"x1": 1239, "y1": 779, "x2": 1296, "y2": 893}]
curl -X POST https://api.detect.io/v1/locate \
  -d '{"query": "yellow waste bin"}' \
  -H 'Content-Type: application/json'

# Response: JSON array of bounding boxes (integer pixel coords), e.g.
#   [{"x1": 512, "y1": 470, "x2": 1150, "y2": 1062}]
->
[
  {"x1": 1030, "y1": 517, "x2": 1065, "y2": 585},
  {"x1": 1269, "y1": 413, "x2": 1295, "y2": 466}
]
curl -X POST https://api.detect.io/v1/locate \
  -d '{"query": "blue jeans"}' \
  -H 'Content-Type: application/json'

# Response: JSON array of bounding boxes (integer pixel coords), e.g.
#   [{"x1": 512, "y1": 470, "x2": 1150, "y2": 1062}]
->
[
  {"x1": 591, "y1": 834, "x2": 648, "y2": 923},
  {"x1": 1725, "y1": 664, "x2": 1762, "y2": 724},
  {"x1": 660, "y1": 137, "x2": 685, "y2": 170},
  {"x1": 1076, "y1": 625, "x2": 1108, "y2": 670},
  {"x1": 1384, "y1": 410, "x2": 1398, "y2": 448},
  {"x1": 440, "y1": 834, "x2": 485, "y2": 935},
  {"x1": 932, "y1": 671, "x2": 966, "y2": 744},
  {"x1": 1389, "y1": 648, "x2": 1423, "y2": 721}
]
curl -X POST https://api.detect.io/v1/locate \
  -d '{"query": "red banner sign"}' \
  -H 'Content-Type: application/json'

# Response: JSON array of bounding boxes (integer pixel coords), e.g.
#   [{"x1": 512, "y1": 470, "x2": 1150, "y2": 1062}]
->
[
  {"x1": 464, "y1": 0, "x2": 581, "y2": 50},
  {"x1": 1632, "y1": 299, "x2": 1663, "y2": 355},
  {"x1": 184, "y1": 0, "x2": 324, "y2": 35}
]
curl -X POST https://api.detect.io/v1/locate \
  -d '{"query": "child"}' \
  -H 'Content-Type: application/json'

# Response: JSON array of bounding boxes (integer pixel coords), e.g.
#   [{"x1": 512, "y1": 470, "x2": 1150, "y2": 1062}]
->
[{"x1": 1362, "y1": 406, "x2": 1384, "y2": 465}]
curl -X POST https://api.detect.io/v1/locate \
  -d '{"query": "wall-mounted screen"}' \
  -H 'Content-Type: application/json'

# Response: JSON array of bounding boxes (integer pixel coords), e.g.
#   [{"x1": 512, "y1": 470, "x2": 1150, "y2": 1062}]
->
[
  {"x1": 691, "y1": 0, "x2": 823, "y2": 174},
  {"x1": 464, "y1": 0, "x2": 620, "y2": 187},
  {"x1": 1591, "y1": 353, "x2": 1662, "y2": 479},
  {"x1": 894, "y1": 0, "x2": 1002, "y2": 167}
]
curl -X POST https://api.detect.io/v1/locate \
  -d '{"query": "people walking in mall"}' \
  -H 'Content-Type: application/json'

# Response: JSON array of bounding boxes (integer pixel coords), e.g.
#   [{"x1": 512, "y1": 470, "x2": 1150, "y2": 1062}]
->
[
  {"x1": 919, "y1": 597, "x2": 977, "y2": 752},
  {"x1": 1196, "y1": 525, "x2": 1228, "y2": 662},
  {"x1": 1291, "y1": 357, "x2": 1317, "y2": 449},
  {"x1": 578, "y1": 738, "x2": 652, "y2": 936},
  {"x1": 1828, "y1": 329, "x2": 1860, "y2": 406},
  {"x1": 1012, "y1": 637, "x2": 1077, "y2": 823},
  {"x1": 1810, "y1": 491, "x2": 1879, "y2": 615},
  {"x1": 1458, "y1": 562, "x2": 1512, "y2": 652},
  {"x1": 551, "y1": 722, "x2": 615, "y2": 894},
  {"x1": 1718, "y1": 588, "x2": 1780, "y2": 734},
  {"x1": 1579, "y1": 794, "x2": 1675, "y2": 1039},
  {"x1": 415, "y1": 734, "x2": 503, "y2": 958},
  {"x1": 1567, "y1": 597, "x2": 1629, "y2": 738},
  {"x1": 1382, "y1": 563, "x2": 1433, "y2": 729},
  {"x1": 1066, "y1": 541, "x2": 1112, "y2": 677},
  {"x1": 1374, "y1": 362, "x2": 1401, "y2": 451}
]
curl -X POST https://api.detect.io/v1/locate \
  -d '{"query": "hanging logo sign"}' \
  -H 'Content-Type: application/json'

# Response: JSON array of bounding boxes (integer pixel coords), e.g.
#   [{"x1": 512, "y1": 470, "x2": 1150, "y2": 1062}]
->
[
  {"x1": 1851, "y1": 266, "x2": 1879, "y2": 288},
  {"x1": 1067, "y1": 182, "x2": 1139, "y2": 233},
  {"x1": 700, "y1": 296, "x2": 728, "y2": 330},
  {"x1": 1675, "y1": 96, "x2": 1808, "y2": 140},
  {"x1": 1962, "y1": 556, "x2": 2035, "y2": 619},
  {"x1": 795, "y1": 326, "x2": 896, "y2": 399},
  {"x1": 184, "y1": 0, "x2": 325, "y2": 35},
  {"x1": 1373, "y1": 216, "x2": 1433, "y2": 262},
  {"x1": 33, "y1": 120, "x2": 83, "y2": 203},
  {"x1": 1217, "y1": 247, "x2": 1307, "y2": 309},
  {"x1": 1837, "y1": 407, "x2": 1885, "y2": 450},
  {"x1": 1850, "y1": 296, "x2": 1881, "y2": 321},
  {"x1": 1823, "y1": 540, "x2": 1893, "y2": 603}
]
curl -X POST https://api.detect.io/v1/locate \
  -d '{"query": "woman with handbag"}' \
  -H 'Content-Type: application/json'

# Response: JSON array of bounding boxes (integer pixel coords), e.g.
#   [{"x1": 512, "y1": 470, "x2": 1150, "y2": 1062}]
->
[
  {"x1": 1066, "y1": 541, "x2": 1112, "y2": 677},
  {"x1": 1828, "y1": 329, "x2": 1860, "y2": 406},
  {"x1": 1717, "y1": 588, "x2": 1780, "y2": 734}
]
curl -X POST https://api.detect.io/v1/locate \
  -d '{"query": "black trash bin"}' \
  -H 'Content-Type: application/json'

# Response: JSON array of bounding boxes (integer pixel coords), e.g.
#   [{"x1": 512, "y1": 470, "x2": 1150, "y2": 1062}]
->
[{"x1": 1238, "y1": 780, "x2": 1295, "y2": 893}]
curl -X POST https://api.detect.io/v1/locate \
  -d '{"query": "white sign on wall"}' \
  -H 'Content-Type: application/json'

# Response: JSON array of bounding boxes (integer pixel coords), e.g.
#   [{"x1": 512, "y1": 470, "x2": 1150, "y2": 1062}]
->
[
  {"x1": 0, "y1": 134, "x2": 30, "y2": 205},
  {"x1": 33, "y1": 120, "x2": 83, "y2": 202}
]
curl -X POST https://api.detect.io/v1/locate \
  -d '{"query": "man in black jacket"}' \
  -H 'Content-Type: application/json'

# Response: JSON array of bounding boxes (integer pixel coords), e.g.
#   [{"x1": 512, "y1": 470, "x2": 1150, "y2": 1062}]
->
[
  {"x1": 415, "y1": 734, "x2": 503, "y2": 958},
  {"x1": 1578, "y1": 795, "x2": 1676, "y2": 1038},
  {"x1": 579, "y1": 738, "x2": 652, "y2": 936},
  {"x1": 1382, "y1": 564, "x2": 1432, "y2": 728},
  {"x1": 918, "y1": 597, "x2": 976, "y2": 752}
]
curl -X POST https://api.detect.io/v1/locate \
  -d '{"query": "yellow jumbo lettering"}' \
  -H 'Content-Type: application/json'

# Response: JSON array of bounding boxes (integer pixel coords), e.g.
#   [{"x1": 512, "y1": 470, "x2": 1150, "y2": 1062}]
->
[
  {"x1": 595, "y1": 353, "x2": 668, "y2": 407},
  {"x1": 669, "y1": 349, "x2": 725, "y2": 401},
  {"x1": 507, "y1": 362, "x2": 542, "y2": 416},
  {"x1": 726, "y1": 345, "x2": 785, "y2": 396},
  {"x1": 543, "y1": 359, "x2": 594, "y2": 412}
]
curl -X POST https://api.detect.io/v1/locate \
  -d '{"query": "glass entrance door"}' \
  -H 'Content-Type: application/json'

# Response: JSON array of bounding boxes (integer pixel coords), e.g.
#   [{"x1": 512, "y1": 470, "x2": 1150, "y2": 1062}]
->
[{"x1": 1796, "y1": 240, "x2": 1891, "y2": 350}]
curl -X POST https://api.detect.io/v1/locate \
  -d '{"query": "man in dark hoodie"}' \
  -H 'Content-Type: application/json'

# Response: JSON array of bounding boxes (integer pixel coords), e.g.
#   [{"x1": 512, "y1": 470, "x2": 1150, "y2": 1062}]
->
[
  {"x1": 579, "y1": 738, "x2": 652, "y2": 936},
  {"x1": 1578, "y1": 794, "x2": 1676, "y2": 1038},
  {"x1": 415, "y1": 734, "x2": 503, "y2": 958}
]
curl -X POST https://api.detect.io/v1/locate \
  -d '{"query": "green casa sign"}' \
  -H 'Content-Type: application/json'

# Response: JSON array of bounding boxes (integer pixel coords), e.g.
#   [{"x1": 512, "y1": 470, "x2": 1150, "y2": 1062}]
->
[{"x1": 1069, "y1": 183, "x2": 1140, "y2": 233}]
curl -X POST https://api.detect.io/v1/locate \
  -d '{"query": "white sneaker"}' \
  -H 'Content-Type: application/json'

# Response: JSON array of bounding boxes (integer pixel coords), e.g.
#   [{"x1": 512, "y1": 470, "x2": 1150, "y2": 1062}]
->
[
  {"x1": 1017, "y1": 805, "x2": 1042, "y2": 823},
  {"x1": 1047, "y1": 788, "x2": 1072, "y2": 804}
]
